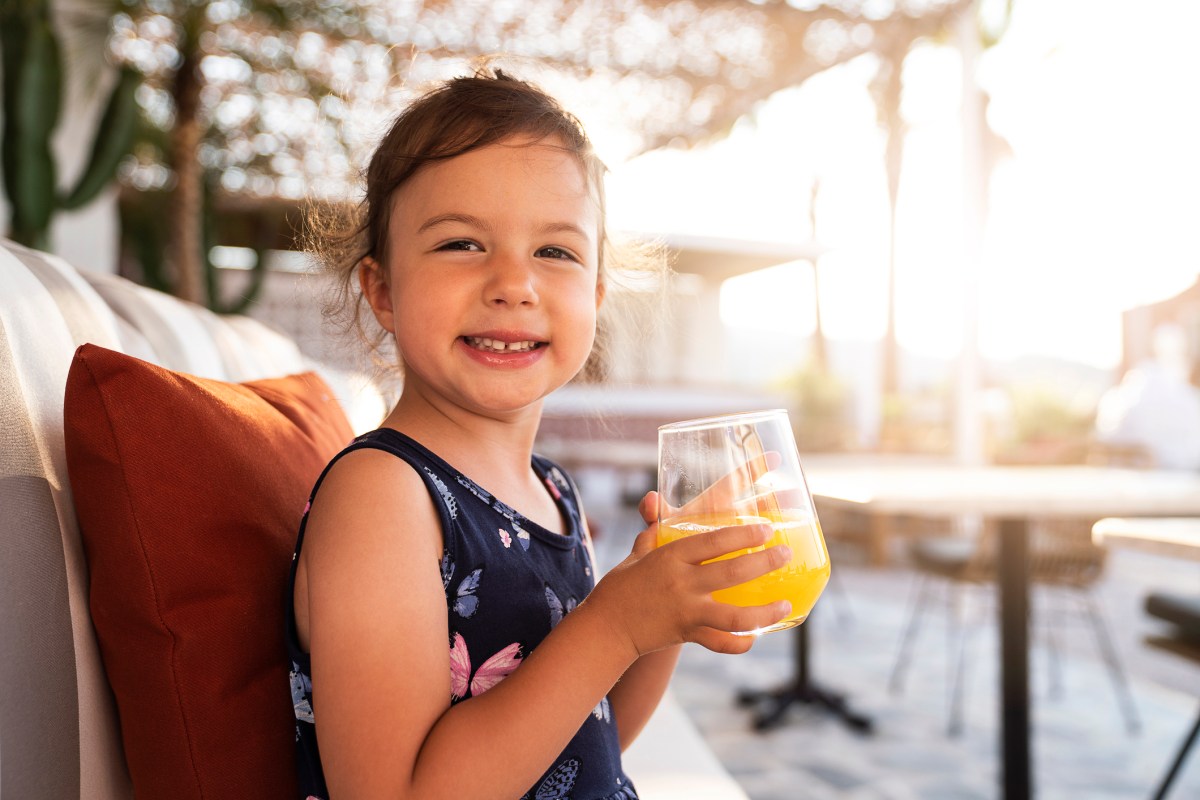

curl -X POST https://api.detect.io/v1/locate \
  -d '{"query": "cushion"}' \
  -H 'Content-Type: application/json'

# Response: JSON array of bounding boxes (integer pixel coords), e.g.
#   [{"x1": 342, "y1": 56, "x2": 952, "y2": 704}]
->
[{"x1": 64, "y1": 343, "x2": 354, "y2": 799}]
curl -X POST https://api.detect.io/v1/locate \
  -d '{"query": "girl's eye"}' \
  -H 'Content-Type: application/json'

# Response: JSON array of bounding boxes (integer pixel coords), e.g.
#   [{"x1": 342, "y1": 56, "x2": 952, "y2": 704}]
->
[
  {"x1": 536, "y1": 246, "x2": 578, "y2": 262},
  {"x1": 438, "y1": 240, "x2": 481, "y2": 252}
]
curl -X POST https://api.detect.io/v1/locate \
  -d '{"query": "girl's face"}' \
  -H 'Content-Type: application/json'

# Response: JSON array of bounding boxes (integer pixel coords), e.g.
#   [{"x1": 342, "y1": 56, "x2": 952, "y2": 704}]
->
[{"x1": 363, "y1": 136, "x2": 604, "y2": 422}]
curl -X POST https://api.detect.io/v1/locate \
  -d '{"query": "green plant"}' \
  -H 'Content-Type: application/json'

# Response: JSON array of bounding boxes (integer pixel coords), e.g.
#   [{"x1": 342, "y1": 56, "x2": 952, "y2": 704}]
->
[
  {"x1": 1007, "y1": 386, "x2": 1096, "y2": 444},
  {"x1": 782, "y1": 365, "x2": 850, "y2": 451},
  {"x1": 119, "y1": 173, "x2": 270, "y2": 315},
  {"x1": 1, "y1": 1, "x2": 139, "y2": 249}
]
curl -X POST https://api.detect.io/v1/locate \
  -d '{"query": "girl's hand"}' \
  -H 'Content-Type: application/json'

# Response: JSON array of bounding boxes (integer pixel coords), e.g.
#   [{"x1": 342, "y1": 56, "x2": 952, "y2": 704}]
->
[{"x1": 586, "y1": 491, "x2": 793, "y2": 659}]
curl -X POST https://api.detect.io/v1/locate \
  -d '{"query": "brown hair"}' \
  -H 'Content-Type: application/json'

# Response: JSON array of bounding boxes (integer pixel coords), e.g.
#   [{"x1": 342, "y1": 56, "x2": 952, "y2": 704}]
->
[{"x1": 308, "y1": 65, "x2": 619, "y2": 378}]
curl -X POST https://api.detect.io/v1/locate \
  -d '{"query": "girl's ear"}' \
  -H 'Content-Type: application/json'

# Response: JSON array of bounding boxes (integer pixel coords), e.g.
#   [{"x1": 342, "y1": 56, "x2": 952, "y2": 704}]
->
[
  {"x1": 595, "y1": 277, "x2": 606, "y2": 310},
  {"x1": 359, "y1": 256, "x2": 396, "y2": 333}
]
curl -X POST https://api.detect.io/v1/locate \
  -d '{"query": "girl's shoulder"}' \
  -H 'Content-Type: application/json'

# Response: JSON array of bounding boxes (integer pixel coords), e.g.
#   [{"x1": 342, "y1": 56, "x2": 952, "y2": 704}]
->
[
  {"x1": 315, "y1": 428, "x2": 453, "y2": 490},
  {"x1": 304, "y1": 429, "x2": 451, "y2": 539},
  {"x1": 297, "y1": 430, "x2": 447, "y2": 599},
  {"x1": 313, "y1": 429, "x2": 420, "y2": 489}
]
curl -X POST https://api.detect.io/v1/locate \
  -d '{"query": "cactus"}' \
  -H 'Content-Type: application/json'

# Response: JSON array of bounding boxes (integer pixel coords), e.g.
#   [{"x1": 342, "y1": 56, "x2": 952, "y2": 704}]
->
[{"x1": 1, "y1": 1, "x2": 139, "y2": 249}]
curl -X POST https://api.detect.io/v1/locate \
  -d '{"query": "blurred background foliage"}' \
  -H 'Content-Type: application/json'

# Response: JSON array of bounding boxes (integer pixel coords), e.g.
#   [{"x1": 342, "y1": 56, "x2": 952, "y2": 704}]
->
[
  {"x1": 10, "y1": 0, "x2": 1104, "y2": 460},
  {"x1": 778, "y1": 364, "x2": 852, "y2": 452},
  {"x1": 993, "y1": 383, "x2": 1099, "y2": 464},
  {"x1": 3, "y1": 0, "x2": 977, "y2": 311}
]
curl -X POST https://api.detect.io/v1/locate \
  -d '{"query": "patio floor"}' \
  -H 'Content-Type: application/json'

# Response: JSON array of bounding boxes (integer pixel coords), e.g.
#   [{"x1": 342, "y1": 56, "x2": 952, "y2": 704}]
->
[{"x1": 595, "y1": 510, "x2": 1200, "y2": 799}]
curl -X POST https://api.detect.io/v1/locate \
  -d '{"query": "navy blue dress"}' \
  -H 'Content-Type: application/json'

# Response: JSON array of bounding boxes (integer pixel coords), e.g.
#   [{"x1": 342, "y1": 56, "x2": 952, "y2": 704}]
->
[{"x1": 286, "y1": 428, "x2": 638, "y2": 800}]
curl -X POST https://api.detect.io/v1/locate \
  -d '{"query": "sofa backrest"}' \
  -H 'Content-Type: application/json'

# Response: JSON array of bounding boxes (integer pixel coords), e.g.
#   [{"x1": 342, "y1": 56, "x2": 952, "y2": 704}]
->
[{"x1": 0, "y1": 238, "x2": 372, "y2": 799}]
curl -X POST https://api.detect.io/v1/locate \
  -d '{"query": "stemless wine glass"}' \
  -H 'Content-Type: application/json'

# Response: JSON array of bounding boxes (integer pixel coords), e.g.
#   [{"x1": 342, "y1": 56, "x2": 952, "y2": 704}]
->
[{"x1": 656, "y1": 409, "x2": 830, "y2": 635}]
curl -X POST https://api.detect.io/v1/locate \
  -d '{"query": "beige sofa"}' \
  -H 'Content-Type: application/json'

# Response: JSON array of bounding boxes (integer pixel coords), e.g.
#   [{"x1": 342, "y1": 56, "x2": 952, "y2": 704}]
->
[
  {"x1": 0, "y1": 237, "x2": 747, "y2": 800},
  {"x1": 1, "y1": 238, "x2": 370, "y2": 797}
]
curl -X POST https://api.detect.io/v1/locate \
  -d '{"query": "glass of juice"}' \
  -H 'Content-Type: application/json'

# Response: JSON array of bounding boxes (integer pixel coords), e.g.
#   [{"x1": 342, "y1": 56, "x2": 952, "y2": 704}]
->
[{"x1": 656, "y1": 409, "x2": 830, "y2": 635}]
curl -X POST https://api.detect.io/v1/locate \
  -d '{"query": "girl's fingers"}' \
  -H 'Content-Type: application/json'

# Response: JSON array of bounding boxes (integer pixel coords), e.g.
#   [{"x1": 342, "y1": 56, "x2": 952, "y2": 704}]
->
[
  {"x1": 631, "y1": 526, "x2": 658, "y2": 557},
  {"x1": 689, "y1": 598, "x2": 791, "y2": 652},
  {"x1": 708, "y1": 599, "x2": 792, "y2": 635},
  {"x1": 676, "y1": 450, "x2": 783, "y2": 515},
  {"x1": 638, "y1": 491, "x2": 659, "y2": 526},
  {"x1": 697, "y1": 544, "x2": 792, "y2": 591},
  {"x1": 690, "y1": 627, "x2": 756, "y2": 655},
  {"x1": 668, "y1": 522, "x2": 772, "y2": 563}
]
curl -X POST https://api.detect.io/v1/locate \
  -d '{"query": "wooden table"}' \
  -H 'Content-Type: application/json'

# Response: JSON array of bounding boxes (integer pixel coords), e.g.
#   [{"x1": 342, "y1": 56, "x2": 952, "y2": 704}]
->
[{"x1": 802, "y1": 459, "x2": 1200, "y2": 800}]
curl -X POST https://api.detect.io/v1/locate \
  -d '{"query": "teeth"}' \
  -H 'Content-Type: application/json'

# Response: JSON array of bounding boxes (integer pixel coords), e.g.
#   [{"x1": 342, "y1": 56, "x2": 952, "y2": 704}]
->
[{"x1": 466, "y1": 337, "x2": 540, "y2": 353}]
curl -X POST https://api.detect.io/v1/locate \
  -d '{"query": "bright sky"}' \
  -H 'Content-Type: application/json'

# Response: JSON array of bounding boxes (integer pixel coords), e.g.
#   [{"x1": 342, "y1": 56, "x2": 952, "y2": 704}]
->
[{"x1": 599, "y1": 0, "x2": 1200, "y2": 371}]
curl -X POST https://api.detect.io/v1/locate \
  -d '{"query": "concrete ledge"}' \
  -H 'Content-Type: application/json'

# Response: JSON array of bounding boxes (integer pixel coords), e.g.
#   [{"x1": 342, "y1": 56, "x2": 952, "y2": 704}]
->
[{"x1": 623, "y1": 690, "x2": 749, "y2": 800}]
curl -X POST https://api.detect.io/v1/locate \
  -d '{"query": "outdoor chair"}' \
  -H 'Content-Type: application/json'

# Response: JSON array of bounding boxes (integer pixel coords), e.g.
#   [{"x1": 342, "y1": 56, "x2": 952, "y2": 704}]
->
[
  {"x1": 1144, "y1": 591, "x2": 1200, "y2": 800},
  {"x1": 888, "y1": 516, "x2": 1140, "y2": 736}
]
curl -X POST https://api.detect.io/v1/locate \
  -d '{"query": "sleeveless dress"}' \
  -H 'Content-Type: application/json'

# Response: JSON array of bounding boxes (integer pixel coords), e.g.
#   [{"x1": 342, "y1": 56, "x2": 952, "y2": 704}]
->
[{"x1": 286, "y1": 428, "x2": 638, "y2": 800}]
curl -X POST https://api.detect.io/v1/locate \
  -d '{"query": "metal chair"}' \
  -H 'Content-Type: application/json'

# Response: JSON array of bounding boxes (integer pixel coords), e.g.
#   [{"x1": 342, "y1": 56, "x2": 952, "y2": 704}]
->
[{"x1": 889, "y1": 516, "x2": 1140, "y2": 736}]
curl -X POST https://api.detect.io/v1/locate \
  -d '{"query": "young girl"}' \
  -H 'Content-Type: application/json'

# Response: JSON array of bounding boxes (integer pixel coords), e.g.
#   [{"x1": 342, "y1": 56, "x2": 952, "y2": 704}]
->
[{"x1": 286, "y1": 67, "x2": 793, "y2": 800}]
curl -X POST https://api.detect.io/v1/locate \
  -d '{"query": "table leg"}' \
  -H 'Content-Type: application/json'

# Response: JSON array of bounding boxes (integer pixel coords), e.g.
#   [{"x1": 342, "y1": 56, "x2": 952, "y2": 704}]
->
[
  {"x1": 735, "y1": 614, "x2": 873, "y2": 733},
  {"x1": 997, "y1": 517, "x2": 1032, "y2": 799}
]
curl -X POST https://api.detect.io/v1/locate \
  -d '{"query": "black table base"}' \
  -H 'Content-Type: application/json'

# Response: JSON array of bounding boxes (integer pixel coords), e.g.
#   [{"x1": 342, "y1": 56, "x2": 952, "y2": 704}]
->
[{"x1": 735, "y1": 615, "x2": 873, "y2": 734}]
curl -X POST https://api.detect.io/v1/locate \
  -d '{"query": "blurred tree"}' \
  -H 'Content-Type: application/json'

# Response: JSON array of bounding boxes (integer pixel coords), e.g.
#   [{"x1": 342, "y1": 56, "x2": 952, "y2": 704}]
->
[
  {"x1": 865, "y1": 0, "x2": 1012, "y2": 399},
  {"x1": 108, "y1": 0, "x2": 381, "y2": 306},
  {"x1": 97, "y1": 0, "x2": 988, "y2": 313}
]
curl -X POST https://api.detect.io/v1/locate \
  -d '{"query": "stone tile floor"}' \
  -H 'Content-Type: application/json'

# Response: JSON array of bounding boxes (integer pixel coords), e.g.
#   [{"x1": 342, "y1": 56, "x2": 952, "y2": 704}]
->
[
  {"x1": 669, "y1": 547, "x2": 1200, "y2": 800},
  {"x1": 597, "y1": 519, "x2": 1200, "y2": 800}
]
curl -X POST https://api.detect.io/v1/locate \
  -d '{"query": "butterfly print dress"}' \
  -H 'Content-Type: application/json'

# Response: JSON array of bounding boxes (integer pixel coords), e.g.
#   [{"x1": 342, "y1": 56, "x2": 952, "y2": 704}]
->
[{"x1": 286, "y1": 428, "x2": 638, "y2": 800}]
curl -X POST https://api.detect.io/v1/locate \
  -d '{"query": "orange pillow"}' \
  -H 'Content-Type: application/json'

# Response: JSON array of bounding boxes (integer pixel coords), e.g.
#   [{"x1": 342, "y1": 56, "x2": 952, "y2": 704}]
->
[{"x1": 64, "y1": 344, "x2": 354, "y2": 800}]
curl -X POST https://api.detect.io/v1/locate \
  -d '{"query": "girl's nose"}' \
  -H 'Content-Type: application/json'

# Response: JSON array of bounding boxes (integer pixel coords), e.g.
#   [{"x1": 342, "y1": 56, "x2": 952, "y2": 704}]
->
[{"x1": 486, "y1": 252, "x2": 539, "y2": 307}]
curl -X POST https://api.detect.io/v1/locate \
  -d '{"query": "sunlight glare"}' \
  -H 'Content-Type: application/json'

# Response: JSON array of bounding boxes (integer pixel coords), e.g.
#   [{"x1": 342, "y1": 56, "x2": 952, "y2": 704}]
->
[{"x1": 610, "y1": 0, "x2": 1200, "y2": 375}]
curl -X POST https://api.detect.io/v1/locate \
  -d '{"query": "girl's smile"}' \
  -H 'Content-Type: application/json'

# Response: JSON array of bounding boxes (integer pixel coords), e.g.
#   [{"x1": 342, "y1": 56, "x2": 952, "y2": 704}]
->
[
  {"x1": 362, "y1": 135, "x2": 603, "y2": 422},
  {"x1": 462, "y1": 336, "x2": 543, "y2": 354},
  {"x1": 459, "y1": 331, "x2": 549, "y2": 367}
]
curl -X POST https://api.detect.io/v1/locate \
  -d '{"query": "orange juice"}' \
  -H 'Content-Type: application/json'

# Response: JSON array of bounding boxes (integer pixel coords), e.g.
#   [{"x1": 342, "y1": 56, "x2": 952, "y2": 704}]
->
[{"x1": 657, "y1": 510, "x2": 831, "y2": 633}]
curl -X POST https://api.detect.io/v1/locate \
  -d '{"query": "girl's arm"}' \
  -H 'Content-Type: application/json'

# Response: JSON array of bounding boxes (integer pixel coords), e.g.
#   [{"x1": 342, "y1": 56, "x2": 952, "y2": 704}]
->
[
  {"x1": 300, "y1": 450, "x2": 790, "y2": 800},
  {"x1": 609, "y1": 644, "x2": 681, "y2": 750},
  {"x1": 603, "y1": 492, "x2": 678, "y2": 750}
]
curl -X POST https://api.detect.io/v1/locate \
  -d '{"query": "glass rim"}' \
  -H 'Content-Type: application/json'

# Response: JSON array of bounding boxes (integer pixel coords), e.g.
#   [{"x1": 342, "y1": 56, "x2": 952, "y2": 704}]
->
[{"x1": 657, "y1": 408, "x2": 789, "y2": 434}]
